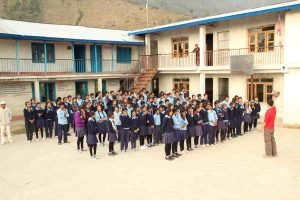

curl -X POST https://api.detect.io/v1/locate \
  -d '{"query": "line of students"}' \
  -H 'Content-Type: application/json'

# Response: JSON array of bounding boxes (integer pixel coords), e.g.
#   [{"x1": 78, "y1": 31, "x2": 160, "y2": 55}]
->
[{"x1": 23, "y1": 90, "x2": 261, "y2": 160}]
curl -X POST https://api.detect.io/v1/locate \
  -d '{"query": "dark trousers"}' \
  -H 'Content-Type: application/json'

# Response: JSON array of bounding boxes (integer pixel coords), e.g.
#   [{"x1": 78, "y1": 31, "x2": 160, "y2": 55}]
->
[
  {"x1": 200, "y1": 124, "x2": 208, "y2": 145},
  {"x1": 172, "y1": 142, "x2": 178, "y2": 154},
  {"x1": 89, "y1": 144, "x2": 97, "y2": 156},
  {"x1": 146, "y1": 135, "x2": 152, "y2": 144},
  {"x1": 140, "y1": 135, "x2": 145, "y2": 146},
  {"x1": 179, "y1": 140, "x2": 185, "y2": 151},
  {"x1": 45, "y1": 120, "x2": 54, "y2": 138},
  {"x1": 98, "y1": 133, "x2": 107, "y2": 143},
  {"x1": 109, "y1": 142, "x2": 115, "y2": 152},
  {"x1": 228, "y1": 127, "x2": 235, "y2": 137},
  {"x1": 117, "y1": 125, "x2": 121, "y2": 142},
  {"x1": 25, "y1": 120, "x2": 34, "y2": 141},
  {"x1": 194, "y1": 136, "x2": 199, "y2": 146},
  {"x1": 154, "y1": 125, "x2": 161, "y2": 144},
  {"x1": 244, "y1": 122, "x2": 251, "y2": 133},
  {"x1": 58, "y1": 124, "x2": 68, "y2": 143},
  {"x1": 54, "y1": 117, "x2": 59, "y2": 136},
  {"x1": 186, "y1": 135, "x2": 192, "y2": 149},
  {"x1": 130, "y1": 133, "x2": 137, "y2": 149},
  {"x1": 165, "y1": 143, "x2": 171, "y2": 156},
  {"x1": 253, "y1": 118, "x2": 258, "y2": 128},
  {"x1": 236, "y1": 118, "x2": 242, "y2": 135},
  {"x1": 120, "y1": 128, "x2": 130, "y2": 151},
  {"x1": 77, "y1": 136, "x2": 84, "y2": 150},
  {"x1": 220, "y1": 129, "x2": 227, "y2": 141},
  {"x1": 35, "y1": 128, "x2": 44, "y2": 139},
  {"x1": 208, "y1": 125, "x2": 216, "y2": 145}
]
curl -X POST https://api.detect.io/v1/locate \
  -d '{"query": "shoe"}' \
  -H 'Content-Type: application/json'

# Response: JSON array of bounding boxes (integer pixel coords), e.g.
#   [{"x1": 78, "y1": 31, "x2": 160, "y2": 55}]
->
[
  {"x1": 109, "y1": 152, "x2": 115, "y2": 156},
  {"x1": 112, "y1": 151, "x2": 118, "y2": 155},
  {"x1": 64, "y1": 141, "x2": 70, "y2": 144},
  {"x1": 175, "y1": 153, "x2": 182, "y2": 157},
  {"x1": 165, "y1": 156, "x2": 174, "y2": 161}
]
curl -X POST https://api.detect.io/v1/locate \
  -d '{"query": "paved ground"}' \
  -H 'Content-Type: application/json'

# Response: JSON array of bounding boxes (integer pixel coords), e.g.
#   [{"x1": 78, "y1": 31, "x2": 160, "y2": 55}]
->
[{"x1": 0, "y1": 127, "x2": 300, "y2": 200}]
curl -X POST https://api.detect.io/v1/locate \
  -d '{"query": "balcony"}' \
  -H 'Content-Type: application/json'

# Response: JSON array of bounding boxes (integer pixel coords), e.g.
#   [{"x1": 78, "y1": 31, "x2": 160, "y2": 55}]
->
[
  {"x1": 140, "y1": 46, "x2": 284, "y2": 70},
  {"x1": 0, "y1": 59, "x2": 140, "y2": 76}
]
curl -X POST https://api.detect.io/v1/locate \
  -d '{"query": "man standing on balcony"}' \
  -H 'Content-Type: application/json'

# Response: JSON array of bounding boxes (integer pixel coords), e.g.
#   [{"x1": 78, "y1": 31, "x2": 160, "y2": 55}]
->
[
  {"x1": 0, "y1": 101, "x2": 13, "y2": 145},
  {"x1": 261, "y1": 99, "x2": 277, "y2": 158},
  {"x1": 193, "y1": 44, "x2": 200, "y2": 66}
]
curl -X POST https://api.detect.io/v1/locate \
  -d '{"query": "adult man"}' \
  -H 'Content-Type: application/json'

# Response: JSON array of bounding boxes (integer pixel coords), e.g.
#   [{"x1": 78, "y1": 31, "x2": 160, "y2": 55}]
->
[
  {"x1": 57, "y1": 103, "x2": 69, "y2": 145},
  {"x1": 261, "y1": 99, "x2": 277, "y2": 158},
  {"x1": 0, "y1": 101, "x2": 12, "y2": 144}
]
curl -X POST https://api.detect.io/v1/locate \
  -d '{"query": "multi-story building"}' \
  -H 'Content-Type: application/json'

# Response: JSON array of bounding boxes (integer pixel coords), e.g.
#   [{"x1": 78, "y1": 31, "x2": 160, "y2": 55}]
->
[
  {"x1": 0, "y1": 19, "x2": 143, "y2": 116},
  {"x1": 129, "y1": 0, "x2": 300, "y2": 126}
]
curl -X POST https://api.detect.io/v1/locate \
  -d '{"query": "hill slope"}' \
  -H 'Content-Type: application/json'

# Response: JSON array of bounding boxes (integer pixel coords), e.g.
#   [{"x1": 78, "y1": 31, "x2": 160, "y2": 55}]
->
[{"x1": 0, "y1": 0, "x2": 190, "y2": 30}]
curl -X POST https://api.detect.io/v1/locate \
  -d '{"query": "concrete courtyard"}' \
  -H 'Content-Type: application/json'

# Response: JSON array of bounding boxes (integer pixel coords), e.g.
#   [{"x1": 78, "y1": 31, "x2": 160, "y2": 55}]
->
[{"x1": 0, "y1": 127, "x2": 300, "y2": 200}]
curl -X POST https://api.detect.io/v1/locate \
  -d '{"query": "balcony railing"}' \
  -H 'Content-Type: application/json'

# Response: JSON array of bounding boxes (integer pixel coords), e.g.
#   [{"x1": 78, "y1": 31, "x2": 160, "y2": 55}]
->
[
  {"x1": 0, "y1": 59, "x2": 140, "y2": 75},
  {"x1": 140, "y1": 46, "x2": 284, "y2": 69}
]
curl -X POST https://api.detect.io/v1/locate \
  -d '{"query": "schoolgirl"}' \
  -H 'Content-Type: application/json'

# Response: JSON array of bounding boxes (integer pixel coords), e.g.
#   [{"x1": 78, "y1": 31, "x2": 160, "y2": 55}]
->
[
  {"x1": 243, "y1": 101, "x2": 252, "y2": 133},
  {"x1": 74, "y1": 106, "x2": 87, "y2": 152},
  {"x1": 107, "y1": 112, "x2": 118, "y2": 156},
  {"x1": 71, "y1": 97, "x2": 79, "y2": 132},
  {"x1": 214, "y1": 100, "x2": 225, "y2": 143},
  {"x1": 222, "y1": 103, "x2": 229, "y2": 141},
  {"x1": 113, "y1": 106, "x2": 122, "y2": 142},
  {"x1": 200, "y1": 103, "x2": 209, "y2": 147},
  {"x1": 153, "y1": 108, "x2": 161, "y2": 145},
  {"x1": 95, "y1": 105, "x2": 108, "y2": 146},
  {"x1": 44, "y1": 102, "x2": 55, "y2": 138},
  {"x1": 53, "y1": 98, "x2": 61, "y2": 137},
  {"x1": 186, "y1": 106, "x2": 194, "y2": 151},
  {"x1": 120, "y1": 109, "x2": 131, "y2": 152},
  {"x1": 235, "y1": 97, "x2": 245, "y2": 136},
  {"x1": 130, "y1": 110, "x2": 139, "y2": 150},
  {"x1": 146, "y1": 106, "x2": 155, "y2": 147},
  {"x1": 207, "y1": 104, "x2": 218, "y2": 145},
  {"x1": 162, "y1": 110, "x2": 175, "y2": 161},
  {"x1": 91, "y1": 99, "x2": 98, "y2": 112},
  {"x1": 179, "y1": 111, "x2": 188, "y2": 152},
  {"x1": 84, "y1": 102, "x2": 92, "y2": 135},
  {"x1": 227, "y1": 102, "x2": 236, "y2": 138},
  {"x1": 24, "y1": 101, "x2": 35, "y2": 142},
  {"x1": 253, "y1": 96, "x2": 261, "y2": 129},
  {"x1": 87, "y1": 111, "x2": 99, "y2": 159},
  {"x1": 34, "y1": 102, "x2": 45, "y2": 141},
  {"x1": 193, "y1": 106, "x2": 203, "y2": 148},
  {"x1": 172, "y1": 109, "x2": 181, "y2": 157},
  {"x1": 138, "y1": 106, "x2": 148, "y2": 149}
]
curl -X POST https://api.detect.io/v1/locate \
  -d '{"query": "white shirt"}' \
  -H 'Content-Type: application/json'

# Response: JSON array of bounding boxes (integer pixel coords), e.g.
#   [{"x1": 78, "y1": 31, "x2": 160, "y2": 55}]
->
[{"x1": 0, "y1": 108, "x2": 12, "y2": 125}]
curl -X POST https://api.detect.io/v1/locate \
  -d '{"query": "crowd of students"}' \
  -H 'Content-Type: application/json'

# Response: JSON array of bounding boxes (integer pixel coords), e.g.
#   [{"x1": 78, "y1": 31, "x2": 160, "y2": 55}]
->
[{"x1": 23, "y1": 89, "x2": 261, "y2": 160}]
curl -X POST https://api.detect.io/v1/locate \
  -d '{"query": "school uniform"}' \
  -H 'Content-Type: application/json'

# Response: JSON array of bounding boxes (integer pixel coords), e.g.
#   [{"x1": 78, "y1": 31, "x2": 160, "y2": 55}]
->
[
  {"x1": 114, "y1": 111, "x2": 121, "y2": 142},
  {"x1": 96, "y1": 111, "x2": 108, "y2": 144},
  {"x1": 138, "y1": 112, "x2": 148, "y2": 146},
  {"x1": 120, "y1": 114, "x2": 131, "y2": 151},
  {"x1": 223, "y1": 109, "x2": 229, "y2": 140},
  {"x1": 44, "y1": 107, "x2": 55, "y2": 138},
  {"x1": 243, "y1": 107, "x2": 252, "y2": 133},
  {"x1": 146, "y1": 112, "x2": 154, "y2": 145},
  {"x1": 64, "y1": 102, "x2": 72, "y2": 132},
  {"x1": 193, "y1": 112, "x2": 203, "y2": 147},
  {"x1": 107, "y1": 119, "x2": 118, "y2": 154},
  {"x1": 215, "y1": 107, "x2": 225, "y2": 142},
  {"x1": 87, "y1": 118, "x2": 99, "y2": 145},
  {"x1": 130, "y1": 116, "x2": 139, "y2": 150},
  {"x1": 207, "y1": 110, "x2": 218, "y2": 145},
  {"x1": 179, "y1": 117, "x2": 188, "y2": 151},
  {"x1": 74, "y1": 111, "x2": 86, "y2": 138},
  {"x1": 253, "y1": 102, "x2": 261, "y2": 129},
  {"x1": 161, "y1": 116, "x2": 174, "y2": 157},
  {"x1": 153, "y1": 113, "x2": 161, "y2": 144},
  {"x1": 200, "y1": 108, "x2": 209, "y2": 145},
  {"x1": 235, "y1": 103, "x2": 244, "y2": 135},
  {"x1": 57, "y1": 108, "x2": 69, "y2": 144},
  {"x1": 34, "y1": 108, "x2": 45, "y2": 139},
  {"x1": 186, "y1": 113, "x2": 194, "y2": 150},
  {"x1": 23, "y1": 107, "x2": 35, "y2": 141},
  {"x1": 53, "y1": 105, "x2": 59, "y2": 137},
  {"x1": 172, "y1": 113, "x2": 182, "y2": 154}
]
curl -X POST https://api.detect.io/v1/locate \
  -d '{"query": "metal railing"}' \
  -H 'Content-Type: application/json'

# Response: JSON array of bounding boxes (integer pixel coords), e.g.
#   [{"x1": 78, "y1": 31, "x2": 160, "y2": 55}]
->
[{"x1": 0, "y1": 59, "x2": 140, "y2": 75}]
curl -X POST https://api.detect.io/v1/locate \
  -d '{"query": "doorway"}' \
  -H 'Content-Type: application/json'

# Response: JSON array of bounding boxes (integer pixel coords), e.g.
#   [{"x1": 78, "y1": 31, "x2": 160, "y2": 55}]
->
[
  {"x1": 152, "y1": 78, "x2": 159, "y2": 97},
  {"x1": 75, "y1": 81, "x2": 88, "y2": 98},
  {"x1": 74, "y1": 44, "x2": 86, "y2": 73},
  {"x1": 218, "y1": 78, "x2": 229, "y2": 100},
  {"x1": 90, "y1": 45, "x2": 102, "y2": 73},
  {"x1": 205, "y1": 78, "x2": 213, "y2": 103},
  {"x1": 206, "y1": 34, "x2": 213, "y2": 66}
]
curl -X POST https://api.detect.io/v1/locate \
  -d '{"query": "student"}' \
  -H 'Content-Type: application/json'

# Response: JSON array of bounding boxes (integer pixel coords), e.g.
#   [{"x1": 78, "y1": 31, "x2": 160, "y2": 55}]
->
[
  {"x1": 186, "y1": 106, "x2": 194, "y2": 151},
  {"x1": 87, "y1": 111, "x2": 99, "y2": 159},
  {"x1": 153, "y1": 109, "x2": 161, "y2": 145},
  {"x1": 253, "y1": 97, "x2": 261, "y2": 130},
  {"x1": 24, "y1": 101, "x2": 35, "y2": 142},
  {"x1": 63, "y1": 97, "x2": 72, "y2": 135},
  {"x1": 57, "y1": 103, "x2": 69, "y2": 145},
  {"x1": 146, "y1": 106, "x2": 155, "y2": 147},
  {"x1": 207, "y1": 104, "x2": 218, "y2": 145},
  {"x1": 200, "y1": 103, "x2": 209, "y2": 147},
  {"x1": 193, "y1": 106, "x2": 203, "y2": 148},
  {"x1": 0, "y1": 101, "x2": 13, "y2": 144},
  {"x1": 84, "y1": 102, "x2": 92, "y2": 136},
  {"x1": 107, "y1": 112, "x2": 118, "y2": 156},
  {"x1": 120, "y1": 109, "x2": 130, "y2": 152},
  {"x1": 179, "y1": 111, "x2": 188, "y2": 152},
  {"x1": 130, "y1": 110, "x2": 139, "y2": 151},
  {"x1": 222, "y1": 103, "x2": 229, "y2": 141},
  {"x1": 44, "y1": 102, "x2": 55, "y2": 139},
  {"x1": 172, "y1": 109, "x2": 181, "y2": 157},
  {"x1": 34, "y1": 102, "x2": 45, "y2": 141},
  {"x1": 162, "y1": 110, "x2": 175, "y2": 161},
  {"x1": 227, "y1": 102, "x2": 236, "y2": 138},
  {"x1": 235, "y1": 97, "x2": 244, "y2": 136},
  {"x1": 71, "y1": 97, "x2": 79, "y2": 132},
  {"x1": 91, "y1": 100, "x2": 98, "y2": 112},
  {"x1": 95, "y1": 105, "x2": 108, "y2": 146},
  {"x1": 113, "y1": 106, "x2": 122, "y2": 142},
  {"x1": 138, "y1": 106, "x2": 148, "y2": 149},
  {"x1": 214, "y1": 100, "x2": 225, "y2": 143},
  {"x1": 75, "y1": 107, "x2": 86, "y2": 151},
  {"x1": 243, "y1": 101, "x2": 252, "y2": 134},
  {"x1": 53, "y1": 99, "x2": 61, "y2": 137}
]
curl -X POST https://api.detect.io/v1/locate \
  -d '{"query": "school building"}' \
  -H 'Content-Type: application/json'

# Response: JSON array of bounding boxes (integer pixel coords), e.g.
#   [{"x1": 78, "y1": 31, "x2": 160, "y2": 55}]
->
[
  {"x1": 1, "y1": 1, "x2": 300, "y2": 126},
  {"x1": 129, "y1": 0, "x2": 300, "y2": 127}
]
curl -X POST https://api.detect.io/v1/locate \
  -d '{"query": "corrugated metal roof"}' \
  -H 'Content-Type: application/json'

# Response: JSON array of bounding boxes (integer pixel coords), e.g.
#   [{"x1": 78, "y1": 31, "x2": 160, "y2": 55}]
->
[
  {"x1": 0, "y1": 18, "x2": 144, "y2": 45},
  {"x1": 129, "y1": 0, "x2": 300, "y2": 35}
]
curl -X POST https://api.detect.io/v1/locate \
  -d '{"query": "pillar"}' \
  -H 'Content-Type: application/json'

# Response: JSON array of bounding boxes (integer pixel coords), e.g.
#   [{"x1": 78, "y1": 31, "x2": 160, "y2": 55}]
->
[
  {"x1": 145, "y1": 34, "x2": 151, "y2": 55},
  {"x1": 199, "y1": 25, "x2": 206, "y2": 67},
  {"x1": 34, "y1": 80, "x2": 40, "y2": 102},
  {"x1": 97, "y1": 78, "x2": 103, "y2": 93},
  {"x1": 72, "y1": 43, "x2": 75, "y2": 73},
  {"x1": 199, "y1": 73, "x2": 206, "y2": 95}
]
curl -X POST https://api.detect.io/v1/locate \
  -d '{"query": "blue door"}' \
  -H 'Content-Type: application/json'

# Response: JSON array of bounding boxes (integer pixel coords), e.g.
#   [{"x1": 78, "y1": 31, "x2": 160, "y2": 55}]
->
[
  {"x1": 90, "y1": 45, "x2": 102, "y2": 72},
  {"x1": 74, "y1": 45, "x2": 86, "y2": 73}
]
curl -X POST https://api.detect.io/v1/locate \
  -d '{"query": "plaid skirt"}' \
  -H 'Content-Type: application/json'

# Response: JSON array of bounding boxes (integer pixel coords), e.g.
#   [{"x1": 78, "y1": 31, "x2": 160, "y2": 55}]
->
[
  {"x1": 193, "y1": 125, "x2": 202, "y2": 137},
  {"x1": 163, "y1": 131, "x2": 175, "y2": 144},
  {"x1": 243, "y1": 113, "x2": 252, "y2": 123},
  {"x1": 97, "y1": 121, "x2": 108, "y2": 134},
  {"x1": 140, "y1": 126, "x2": 148, "y2": 136},
  {"x1": 173, "y1": 129, "x2": 181, "y2": 142},
  {"x1": 36, "y1": 119, "x2": 45, "y2": 129},
  {"x1": 179, "y1": 130, "x2": 188, "y2": 141},
  {"x1": 76, "y1": 127, "x2": 86, "y2": 137},
  {"x1": 187, "y1": 126, "x2": 194, "y2": 137},
  {"x1": 87, "y1": 134, "x2": 98, "y2": 145},
  {"x1": 217, "y1": 121, "x2": 226, "y2": 130},
  {"x1": 108, "y1": 132, "x2": 118, "y2": 142}
]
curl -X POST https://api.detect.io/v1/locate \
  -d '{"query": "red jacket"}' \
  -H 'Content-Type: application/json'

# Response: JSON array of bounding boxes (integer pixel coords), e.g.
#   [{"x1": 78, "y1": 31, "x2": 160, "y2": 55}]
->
[{"x1": 264, "y1": 106, "x2": 276, "y2": 129}]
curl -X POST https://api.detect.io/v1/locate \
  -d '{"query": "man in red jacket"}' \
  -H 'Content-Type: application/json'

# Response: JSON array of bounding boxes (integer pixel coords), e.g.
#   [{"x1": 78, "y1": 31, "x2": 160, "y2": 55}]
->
[{"x1": 261, "y1": 99, "x2": 277, "y2": 158}]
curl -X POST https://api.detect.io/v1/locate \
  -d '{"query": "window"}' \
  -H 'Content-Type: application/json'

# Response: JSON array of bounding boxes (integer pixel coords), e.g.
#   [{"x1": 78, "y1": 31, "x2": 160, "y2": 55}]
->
[
  {"x1": 32, "y1": 43, "x2": 55, "y2": 63},
  {"x1": 173, "y1": 78, "x2": 189, "y2": 96},
  {"x1": 247, "y1": 78, "x2": 273, "y2": 102},
  {"x1": 248, "y1": 25, "x2": 275, "y2": 52},
  {"x1": 117, "y1": 47, "x2": 132, "y2": 63},
  {"x1": 172, "y1": 37, "x2": 189, "y2": 58},
  {"x1": 39, "y1": 82, "x2": 56, "y2": 102},
  {"x1": 218, "y1": 31, "x2": 229, "y2": 50}
]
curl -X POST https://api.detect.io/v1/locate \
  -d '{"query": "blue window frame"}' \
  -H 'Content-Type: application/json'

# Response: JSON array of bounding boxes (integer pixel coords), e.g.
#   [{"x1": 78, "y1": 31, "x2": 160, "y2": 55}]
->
[
  {"x1": 117, "y1": 47, "x2": 132, "y2": 63},
  {"x1": 31, "y1": 43, "x2": 55, "y2": 63},
  {"x1": 39, "y1": 82, "x2": 56, "y2": 102}
]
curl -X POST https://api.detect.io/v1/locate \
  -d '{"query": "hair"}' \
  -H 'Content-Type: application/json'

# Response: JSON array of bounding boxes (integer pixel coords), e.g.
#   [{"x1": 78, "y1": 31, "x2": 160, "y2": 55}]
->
[
  {"x1": 90, "y1": 111, "x2": 96, "y2": 117},
  {"x1": 267, "y1": 99, "x2": 274, "y2": 107}
]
